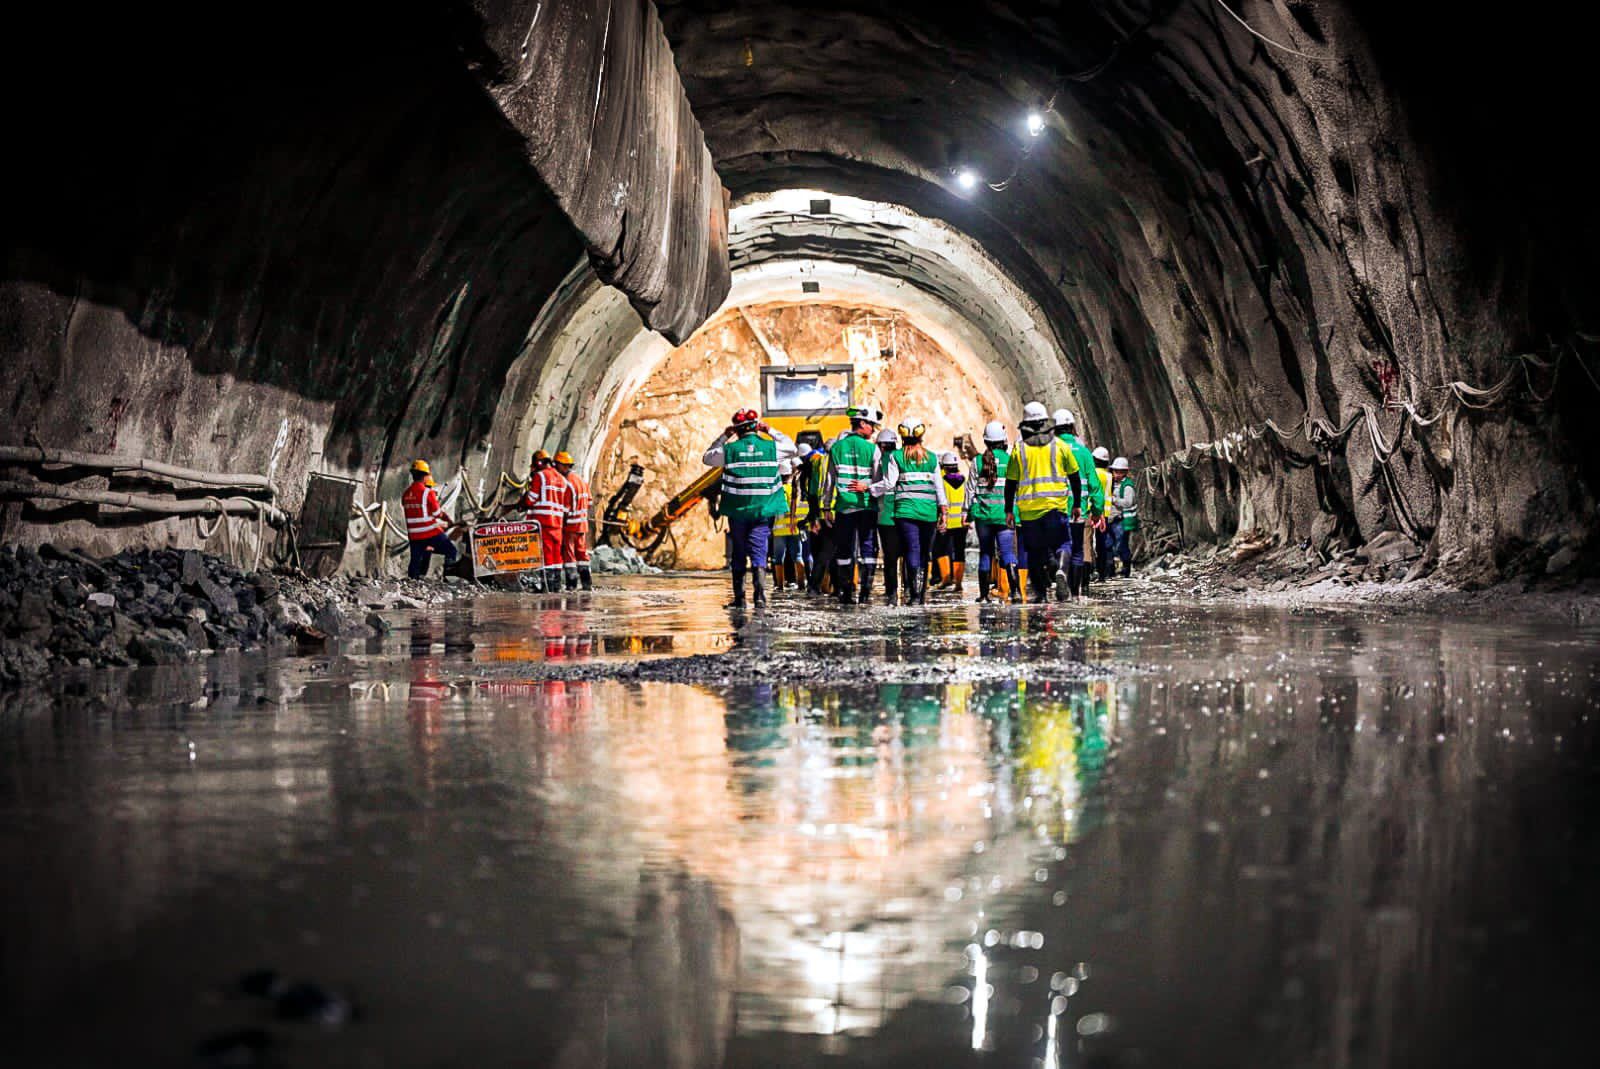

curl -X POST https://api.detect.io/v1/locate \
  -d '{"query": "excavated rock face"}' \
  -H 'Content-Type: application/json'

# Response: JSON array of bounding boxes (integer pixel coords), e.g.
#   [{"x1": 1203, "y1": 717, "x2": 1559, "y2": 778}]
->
[{"x1": 657, "y1": 0, "x2": 1599, "y2": 581}]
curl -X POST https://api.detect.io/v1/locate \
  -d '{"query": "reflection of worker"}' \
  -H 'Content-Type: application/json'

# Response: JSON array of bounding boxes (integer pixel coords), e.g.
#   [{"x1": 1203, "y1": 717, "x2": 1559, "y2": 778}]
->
[
  {"x1": 523, "y1": 450, "x2": 570, "y2": 593},
  {"x1": 825, "y1": 405, "x2": 884, "y2": 604},
  {"x1": 703, "y1": 408, "x2": 796, "y2": 609},
  {"x1": 402, "y1": 460, "x2": 458, "y2": 579},
  {"x1": 554, "y1": 451, "x2": 593, "y2": 590}
]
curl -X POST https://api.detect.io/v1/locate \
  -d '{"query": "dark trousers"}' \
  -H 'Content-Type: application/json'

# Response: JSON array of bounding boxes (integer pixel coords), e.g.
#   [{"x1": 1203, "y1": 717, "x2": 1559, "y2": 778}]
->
[
  {"x1": 408, "y1": 532, "x2": 458, "y2": 579},
  {"x1": 897, "y1": 518, "x2": 937, "y2": 577},
  {"x1": 975, "y1": 523, "x2": 1017, "y2": 570},
  {"x1": 726, "y1": 519, "x2": 773, "y2": 578},
  {"x1": 807, "y1": 521, "x2": 833, "y2": 589},
  {"x1": 834, "y1": 509, "x2": 878, "y2": 566},
  {"x1": 933, "y1": 526, "x2": 967, "y2": 562},
  {"x1": 1068, "y1": 520, "x2": 1087, "y2": 567},
  {"x1": 878, "y1": 521, "x2": 901, "y2": 594}
]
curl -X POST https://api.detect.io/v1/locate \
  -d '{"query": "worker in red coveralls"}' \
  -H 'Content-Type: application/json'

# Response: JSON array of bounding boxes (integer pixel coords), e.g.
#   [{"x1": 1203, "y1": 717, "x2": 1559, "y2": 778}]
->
[
  {"x1": 553, "y1": 451, "x2": 593, "y2": 590},
  {"x1": 522, "y1": 450, "x2": 570, "y2": 593},
  {"x1": 402, "y1": 460, "x2": 457, "y2": 579}
]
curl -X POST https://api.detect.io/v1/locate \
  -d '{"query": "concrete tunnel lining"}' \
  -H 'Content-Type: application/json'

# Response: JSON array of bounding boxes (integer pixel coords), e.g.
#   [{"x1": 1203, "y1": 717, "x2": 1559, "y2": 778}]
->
[{"x1": 488, "y1": 188, "x2": 1073, "y2": 479}]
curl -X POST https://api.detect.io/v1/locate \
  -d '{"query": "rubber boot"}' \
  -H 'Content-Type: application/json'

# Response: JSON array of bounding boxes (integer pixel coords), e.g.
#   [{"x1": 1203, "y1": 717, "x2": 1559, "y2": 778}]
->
[
  {"x1": 565, "y1": 566, "x2": 579, "y2": 591},
  {"x1": 952, "y1": 561, "x2": 965, "y2": 594},
  {"x1": 752, "y1": 569, "x2": 767, "y2": 608},
  {"x1": 579, "y1": 566, "x2": 593, "y2": 590},
  {"x1": 901, "y1": 566, "x2": 916, "y2": 606},
  {"x1": 858, "y1": 564, "x2": 875, "y2": 605},
  {"x1": 835, "y1": 563, "x2": 855, "y2": 605},
  {"x1": 1031, "y1": 565, "x2": 1052, "y2": 603},
  {"x1": 731, "y1": 572, "x2": 747, "y2": 610},
  {"x1": 935, "y1": 557, "x2": 952, "y2": 589},
  {"x1": 882, "y1": 561, "x2": 898, "y2": 605},
  {"x1": 994, "y1": 565, "x2": 1009, "y2": 601},
  {"x1": 771, "y1": 564, "x2": 786, "y2": 592},
  {"x1": 1006, "y1": 565, "x2": 1024, "y2": 604},
  {"x1": 1121, "y1": 560, "x2": 1131, "y2": 579},
  {"x1": 914, "y1": 569, "x2": 928, "y2": 605},
  {"x1": 977, "y1": 567, "x2": 992, "y2": 603},
  {"x1": 794, "y1": 562, "x2": 807, "y2": 590}
]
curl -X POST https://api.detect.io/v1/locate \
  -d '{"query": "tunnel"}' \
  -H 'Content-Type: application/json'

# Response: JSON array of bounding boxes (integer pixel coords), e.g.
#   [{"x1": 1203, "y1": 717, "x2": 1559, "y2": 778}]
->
[{"x1": 2, "y1": 3, "x2": 1599, "y2": 1067}]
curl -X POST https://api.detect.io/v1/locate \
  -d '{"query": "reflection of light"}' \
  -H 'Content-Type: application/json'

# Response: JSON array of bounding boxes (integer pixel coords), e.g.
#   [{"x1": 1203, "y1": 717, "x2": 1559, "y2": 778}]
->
[
  {"x1": 970, "y1": 943, "x2": 989, "y2": 1050},
  {"x1": 1043, "y1": 998, "x2": 1061, "y2": 1068}
]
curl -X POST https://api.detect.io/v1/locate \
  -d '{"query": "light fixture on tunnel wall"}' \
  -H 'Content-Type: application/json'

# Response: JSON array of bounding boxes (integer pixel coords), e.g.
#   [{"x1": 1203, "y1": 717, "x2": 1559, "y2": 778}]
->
[
  {"x1": 955, "y1": 169, "x2": 980, "y2": 193},
  {"x1": 1026, "y1": 111, "x2": 1046, "y2": 137}
]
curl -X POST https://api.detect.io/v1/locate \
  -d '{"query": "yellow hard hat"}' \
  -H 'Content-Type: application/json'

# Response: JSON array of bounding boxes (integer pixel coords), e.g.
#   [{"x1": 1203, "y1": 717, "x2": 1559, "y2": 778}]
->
[
  {"x1": 553, "y1": 451, "x2": 574, "y2": 466},
  {"x1": 532, "y1": 449, "x2": 550, "y2": 463},
  {"x1": 424, "y1": 476, "x2": 436, "y2": 487},
  {"x1": 410, "y1": 459, "x2": 431, "y2": 474}
]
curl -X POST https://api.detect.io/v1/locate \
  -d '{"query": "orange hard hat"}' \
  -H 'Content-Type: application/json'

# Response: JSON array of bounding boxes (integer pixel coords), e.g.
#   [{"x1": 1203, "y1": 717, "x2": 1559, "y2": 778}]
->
[
  {"x1": 531, "y1": 449, "x2": 550, "y2": 464},
  {"x1": 553, "y1": 451, "x2": 574, "y2": 466}
]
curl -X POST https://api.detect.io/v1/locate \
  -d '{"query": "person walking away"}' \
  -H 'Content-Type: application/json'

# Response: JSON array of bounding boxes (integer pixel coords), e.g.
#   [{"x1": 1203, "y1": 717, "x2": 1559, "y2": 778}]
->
[
  {"x1": 801, "y1": 442, "x2": 834, "y2": 596},
  {"x1": 703, "y1": 408, "x2": 796, "y2": 609},
  {"x1": 1007, "y1": 403, "x2": 1082, "y2": 602},
  {"x1": 1091, "y1": 446, "x2": 1115, "y2": 581},
  {"x1": 770, "y1": 459, "x2": 811, "y2": 591},
  {"x1": 1053, "y1": 410, "x2": 1102, "y2": 601},
  {"x1": 824, "y1": 406, "x2": 884, "y2": 604},
  {"x1": 403, "y1": 460, "x2": 459, "y2": 579},
  {"x1": 876, "y1": 418, "x2": 947, "y2": 605},
  {"x1": 873, "y1": 427, "x2": 903, "y2": 603},
  {"x1": 553, "y1": 451, "x2": 593, "y2": 590},
  {"x1": 932, "y1": 451, "x2": 969, "y2": 593},
  {"x1": 1111, "y1": 456, "x2": 1137, "y2": 577},
  {"x1": 523, "y1": 450, "x2": 569, "y2": 593},
  {"x1": 969, "y1": 423, "x2": 1021, "y2": 603}
]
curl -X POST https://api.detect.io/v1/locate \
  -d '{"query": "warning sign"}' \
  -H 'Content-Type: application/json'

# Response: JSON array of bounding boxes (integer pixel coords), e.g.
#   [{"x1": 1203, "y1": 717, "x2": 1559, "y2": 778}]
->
[{"x1": 469, "y1": 520, "x2": 543, "y2": 578}]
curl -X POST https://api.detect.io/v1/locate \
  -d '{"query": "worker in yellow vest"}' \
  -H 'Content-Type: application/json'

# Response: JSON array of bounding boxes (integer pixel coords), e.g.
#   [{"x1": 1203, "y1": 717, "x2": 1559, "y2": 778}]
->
[
  {"x1": 932, "y1": 451, "x2": 969, "y2": 592},
  {"x1": 770, "y1": 458, "x2": 811, "y2": 591}
]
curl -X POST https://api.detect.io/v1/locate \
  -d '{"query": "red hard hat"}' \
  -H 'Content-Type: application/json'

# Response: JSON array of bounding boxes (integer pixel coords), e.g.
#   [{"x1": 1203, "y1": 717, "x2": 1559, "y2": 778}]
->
[{"x1": 732, "y1": 408, "x2": 760, "y2": 426}]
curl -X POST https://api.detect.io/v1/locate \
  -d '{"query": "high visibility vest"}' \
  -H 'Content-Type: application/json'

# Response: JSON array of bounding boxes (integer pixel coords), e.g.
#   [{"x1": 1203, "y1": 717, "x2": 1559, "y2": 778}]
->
[
  {"x1": 564, "y1": 472, "x2": 592, "y2": 531},
  {"x1": 890, "y1": 448, "x2": 940, "y2": 523},
  {"x1": 1118, "y1": 476, "x2": 1140, "y2": 530},
  {"x1": 773, "y1": 482, "x2": 811, "y2": 537},
  {"x1": 941, "y1": 475, "x2": 967, "y2": 530},
  {"x1": 828, "y1": 434, "x2": 878, "y2": 512},
  {"x1": 718, "y1": 433, "x2": 786, "y2": 520},
  {"x1": 524, "y1": 469, "x2": 569, "y2": 527},
  {"x1": 968, "y1": 448, "x2": 1010, "y2": 525},
  {"x1": 1096, "y1": 467, "x2": 1112, "y2": 518},
  {"x1": 402, "y1": 481, "x2": 447, "y2": 540},
  {"x1": 1057, "y1": 433, "x2": 1102, "y2": 516},
  {"x1": 1007, "y1": 437, "x2": 1079, "y2": 521},
  {"x1": 875, "y1": 449, "x2": 897, "y2": 525}
]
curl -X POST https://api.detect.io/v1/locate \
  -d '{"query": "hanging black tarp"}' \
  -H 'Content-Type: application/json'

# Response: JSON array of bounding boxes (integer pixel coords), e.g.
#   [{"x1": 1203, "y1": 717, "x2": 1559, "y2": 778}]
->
[{"x1": 484, "y1": 0, "x2": 730, "y2": 344}]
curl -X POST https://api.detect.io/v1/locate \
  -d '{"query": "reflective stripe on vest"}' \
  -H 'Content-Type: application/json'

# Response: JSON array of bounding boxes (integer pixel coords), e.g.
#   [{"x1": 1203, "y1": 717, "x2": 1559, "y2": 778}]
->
[
  {"x1": 1014, "y1": 440, "x2": 1074, "y2": 514},
  {"x1": 942, "y1": 477, "x2": 966, "y2": 529},
  {"x1": 403, "y1": 482, "x2": 446, "y2": 539},
  {"x1": 525, "y1": 472, "x2": 566, "y2": 523},
  {"x1": 565, "y1": 474, "x2": 591, "y2": 528}
]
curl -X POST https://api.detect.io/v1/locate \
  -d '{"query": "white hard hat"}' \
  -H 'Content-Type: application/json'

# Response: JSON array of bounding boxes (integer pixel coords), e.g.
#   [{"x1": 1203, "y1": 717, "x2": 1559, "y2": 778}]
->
[
  {"x1": 1111, "y1": 456, "x2": 1130, "y2": 471},
  {"x1": 1053, "y1": 408, "x2": 1076, "y2": 428},
  {"x1": 1022, "y1": 401, "x2": 1049, "y2": 422},
  {"x1": 797, "y1": 442, "x2": 814, "y2": 458},
  {"x1": 876, "y1": 427, "x2": 900, "y2": 445},
  {"x1": 940, "y1": 451, "x2": 960, "y2": 466},
  {"x1": 1092, "y1": 446, "x2": 1111, "y2": 462},
  {"x1": 983, "y1": 420, "x2": 1007, "y2": 443}
]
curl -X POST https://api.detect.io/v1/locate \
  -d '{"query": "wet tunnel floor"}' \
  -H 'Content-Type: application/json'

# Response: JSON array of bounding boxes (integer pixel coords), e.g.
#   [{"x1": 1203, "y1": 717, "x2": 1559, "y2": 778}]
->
[{"x1": 3, "y1": 576, "x2": 1598, "y2": 1068}]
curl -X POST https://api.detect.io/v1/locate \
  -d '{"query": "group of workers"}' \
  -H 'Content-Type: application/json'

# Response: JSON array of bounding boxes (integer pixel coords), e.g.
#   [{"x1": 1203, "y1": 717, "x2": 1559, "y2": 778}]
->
[
  {"x1": 702, "y1": 401, "x2": 1139, "y2": 609},
  {"x1": 400, "y1": 452, "x2": 593, "y2": 590}
]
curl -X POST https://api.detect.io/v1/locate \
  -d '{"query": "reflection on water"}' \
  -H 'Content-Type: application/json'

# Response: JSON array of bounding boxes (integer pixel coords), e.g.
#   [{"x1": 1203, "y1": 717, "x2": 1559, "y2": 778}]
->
[{"x1": 1, "y1": 581, "x2": 1597, "y2": 1068}]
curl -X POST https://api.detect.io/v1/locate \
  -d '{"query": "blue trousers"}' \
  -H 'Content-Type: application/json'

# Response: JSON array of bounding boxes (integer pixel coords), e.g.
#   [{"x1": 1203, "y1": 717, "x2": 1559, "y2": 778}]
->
[
  {"x1": 771, "y1": 533, "x2": 803, "y2": 565},
  {"x1": 834, "y1": 509, "x2": 878, "y2": 566},
  {"x1": 727, "y1": 518, "x2": 773, "y2": 577},
  {"x1": 1112, "y1": 519, "x2": 1131, "y2": 564},
  {"x1": 974, "y1": 522, "x2": 1017, "y2": 570},
  {"x1": 896, "y1": 518, "x2": 937, "y2": 576},
  {"x1": 1068, "y1": 520, "x2": 1087, "y2": 567},
  {"x1": 408, "y1": 532, "x2": 458, "y2": 578}
]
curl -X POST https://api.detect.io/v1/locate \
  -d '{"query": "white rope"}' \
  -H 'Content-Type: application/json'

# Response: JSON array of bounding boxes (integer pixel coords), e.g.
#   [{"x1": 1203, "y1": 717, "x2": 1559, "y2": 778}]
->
[{"x1": 1209, "y1": 0, "x2": 1318, "y2": 60}]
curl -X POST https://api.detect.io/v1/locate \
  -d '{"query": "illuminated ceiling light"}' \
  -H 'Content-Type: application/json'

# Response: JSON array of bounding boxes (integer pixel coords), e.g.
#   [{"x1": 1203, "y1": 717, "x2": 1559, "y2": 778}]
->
[
  {"x1": 956, "y1": 169, "x2": 979, "y2": 192},
  {"x1": 1026, "y1": 111, "x2": 1046, "y2": 137}
]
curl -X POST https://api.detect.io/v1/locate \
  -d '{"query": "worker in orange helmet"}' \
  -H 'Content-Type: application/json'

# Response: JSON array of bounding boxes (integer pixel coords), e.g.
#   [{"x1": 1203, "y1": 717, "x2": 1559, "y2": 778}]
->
[
  {"x1": 553, "y1": 451, "x2": 593, "y2": 590},
  {"x1": 402, "y1": 460, "x2": 458, "y2": 579},
  {"x1": 522, "y1": 450, "x2": 570, "y2": 593}
]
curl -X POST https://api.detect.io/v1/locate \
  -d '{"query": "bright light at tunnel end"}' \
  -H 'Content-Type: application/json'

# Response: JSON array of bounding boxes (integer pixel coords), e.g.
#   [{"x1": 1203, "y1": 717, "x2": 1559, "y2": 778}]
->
[
  {"x1": 956, "y1": 169, "x2": 980, "y2": 193},
  {"x1": 1026, "y1": 111, "x2": 1046, "y2": 137}
]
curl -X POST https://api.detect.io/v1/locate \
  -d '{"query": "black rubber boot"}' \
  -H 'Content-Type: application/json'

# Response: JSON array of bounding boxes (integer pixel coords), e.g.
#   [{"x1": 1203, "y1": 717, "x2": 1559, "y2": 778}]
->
[
  {"x1": 1121, "y1": 561, "x2": 1131, "y2": 579},
  {"x1": 731, "y1": 572, "x2": 747, "y2": 610},
  {"x1": 883, "y1": 562, "x2": 897, "y2": 605},
  {"x1": 565, "y1": 567, "x2": 579, "y2": 591},
  {"x1": 1030, "y1": 565, "x2": 1051, "y2": 603},
  {"x1": 1006, "y1": 565, "x2": 1024, "y2": 604},
  {"x1": 977, "y1": 567, "x2": 992, "y2": 602},
  {"x1": 752, "y1": 570, "x2": 767, "y2": 608},
  {"x1": 857, "y1": 565, "x2": 875, "y2": 605},
  {"x1": 835, "y1": 564, "x2": 855, "y2": 605},
  {"x1": 579, "y1": 566, "x2": 593, "y2": 590}
]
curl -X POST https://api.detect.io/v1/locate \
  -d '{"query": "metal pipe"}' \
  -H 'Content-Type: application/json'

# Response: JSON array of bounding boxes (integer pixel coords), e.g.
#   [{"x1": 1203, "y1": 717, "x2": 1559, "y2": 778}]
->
[
  {"x1": 0, "y1": 480, "x2": 288, "y2": 526},
  {"x1": 0, "y1": 446, "x2": 275, "y2": 494}
]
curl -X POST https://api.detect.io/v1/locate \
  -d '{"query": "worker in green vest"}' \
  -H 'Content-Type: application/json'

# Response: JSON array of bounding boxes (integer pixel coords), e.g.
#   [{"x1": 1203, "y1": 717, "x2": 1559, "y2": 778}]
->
[
  {"x1": 873, "y1": 417, "x2": 947, "y2": 604},
  {"x1": 702, "y1": 407, "x2": 796, "y2": 609},
  {"x1": 969, "y1": 421, "x2": 1020, "y2": 603},
  {"x1": 824, "y1": 405, "x2": 884, "y2": 604},
  {"x1": 874, "y1": 427, "x2": 903, "y2": 603},
  {"x1": 1109, "y1": 455, "x2": 1136, "y2": 578},
  {"x1": 932, "y1": 451, "x2": 969, "y2": 593},
  {"x1": 1007, "y1": 402, "x2": 1083, "y2": 602},
  {"x1": 1053, "y1": 409, "x2": 1102, "y2": 601}
]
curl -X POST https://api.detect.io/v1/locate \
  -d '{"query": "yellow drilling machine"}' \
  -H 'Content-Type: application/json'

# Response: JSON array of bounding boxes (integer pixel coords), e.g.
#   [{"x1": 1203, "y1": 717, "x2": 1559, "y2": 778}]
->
[{"x1": 599, "y1": 363, "x2": 855, "y2": 565}]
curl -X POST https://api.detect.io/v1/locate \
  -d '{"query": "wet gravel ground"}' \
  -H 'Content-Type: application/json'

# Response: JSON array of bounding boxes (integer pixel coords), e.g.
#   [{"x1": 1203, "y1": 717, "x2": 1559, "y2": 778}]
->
[{"x1": 2, "y1": 575, "x2": 1598, "y2": 1068}]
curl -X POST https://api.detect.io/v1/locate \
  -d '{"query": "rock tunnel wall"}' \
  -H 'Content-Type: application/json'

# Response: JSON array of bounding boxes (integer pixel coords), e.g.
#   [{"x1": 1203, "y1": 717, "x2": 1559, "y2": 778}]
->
[
  {"x1": 0, "y1": 1, "x2": 727, "y2": 554},
  {"x1": 658, "y1": 0, "x2": 1599, "y2": 582}
]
